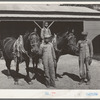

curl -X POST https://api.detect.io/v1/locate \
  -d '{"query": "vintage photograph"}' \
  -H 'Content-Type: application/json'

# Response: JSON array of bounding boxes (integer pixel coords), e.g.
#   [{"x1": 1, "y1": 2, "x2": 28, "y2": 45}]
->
[{"x1": 0, "y1": 2, "x2": 99, "y2": 90}]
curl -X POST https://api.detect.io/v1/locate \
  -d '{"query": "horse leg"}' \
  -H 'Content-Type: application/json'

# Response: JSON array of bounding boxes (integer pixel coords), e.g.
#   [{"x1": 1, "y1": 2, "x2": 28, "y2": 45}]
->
[
  {"x1": 25, "y1": 58, "x2": 32, "y2": 84},
  {"x1": 35, "y1": 57, "x2": 39, "y2": 69},
  {"x1": 35, "y1": 59, "x2": 39, "y2": 73},
  {"x1": 32, "y1": 58, "x2": 36, "y2": 80},
  {"x1": 32, "y1": 58, "x2": 35, "y2": 69},
  {"x1": 54, "y1": 61, "x2": 58, "y2": 81},
  {"x1": 6, "y1": 59, "x2": 12, "y2": 79},
  {"x1": 55, "y1": 52, "x2": 60, "y2": 81},
  {"x1": 14, "y1": 58, "x2": 19, "y2": 85}
]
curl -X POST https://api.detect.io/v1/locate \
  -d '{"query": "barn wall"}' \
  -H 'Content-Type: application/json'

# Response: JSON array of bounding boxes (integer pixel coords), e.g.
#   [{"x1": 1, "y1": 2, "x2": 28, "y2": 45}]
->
[
  {"x1": 84, "y1": 21, "x2": 100, "y2": 54},
  {"x1": 84, "y1": 21, "x2": 100, "y2": 40}
]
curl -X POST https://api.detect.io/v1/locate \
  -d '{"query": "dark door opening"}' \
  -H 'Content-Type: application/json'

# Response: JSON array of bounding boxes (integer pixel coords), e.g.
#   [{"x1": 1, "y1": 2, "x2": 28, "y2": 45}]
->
[
  {"x1": 0, "y1": 21, "x2": 40, "y2": 39},
  {"x1": 50, "y1": 21, "x2": 83, "y2": 42},
  {"x1": 92, "y1": 35, "x2": 100, "y2": 55},
  {"x1": 0, "y1": 21, "x2": 83, "y2": 41},
  {"x1": 92, "y1": 35, "x2": 100, "y2": 60}
]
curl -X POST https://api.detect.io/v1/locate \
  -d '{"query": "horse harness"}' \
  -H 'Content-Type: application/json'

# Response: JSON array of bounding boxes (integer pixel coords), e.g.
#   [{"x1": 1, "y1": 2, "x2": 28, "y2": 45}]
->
[{"x1": 13, "y1": 35, "x2": 30, "y2": 62}]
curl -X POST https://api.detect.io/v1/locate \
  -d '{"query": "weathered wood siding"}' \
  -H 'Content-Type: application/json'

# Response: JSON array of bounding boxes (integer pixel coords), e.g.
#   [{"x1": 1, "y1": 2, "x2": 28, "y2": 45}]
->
[{"x1": 84, "y1": 21, "x2": 100, "y2": 40}]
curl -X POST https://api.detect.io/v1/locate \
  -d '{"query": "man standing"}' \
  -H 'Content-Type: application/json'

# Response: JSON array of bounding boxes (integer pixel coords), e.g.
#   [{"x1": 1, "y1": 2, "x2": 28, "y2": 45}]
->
[
  {"x1": 39, "y1": 34, "x2": 56, "y2": 88},
  {"x1": 41, "y1": 21, "x2": 51, "y2": 42},
  {"x1": 77, "y1": 31, "x2": 93, "y2": 85}
]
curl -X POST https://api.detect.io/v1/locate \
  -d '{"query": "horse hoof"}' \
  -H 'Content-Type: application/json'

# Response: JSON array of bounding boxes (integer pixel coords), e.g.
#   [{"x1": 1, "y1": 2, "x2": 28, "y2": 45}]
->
[
  {"x1": 28, "y1": 81, "x2": 33, "y2": 85},
  {"x1": 14, "y1": 82, "x2": 19, "y2": 85}
]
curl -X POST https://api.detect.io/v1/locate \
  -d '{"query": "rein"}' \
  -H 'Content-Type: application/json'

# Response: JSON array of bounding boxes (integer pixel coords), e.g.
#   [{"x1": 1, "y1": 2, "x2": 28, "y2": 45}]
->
[{"x1": 23, "y1": 50, "x2": 31, "y2": 58}]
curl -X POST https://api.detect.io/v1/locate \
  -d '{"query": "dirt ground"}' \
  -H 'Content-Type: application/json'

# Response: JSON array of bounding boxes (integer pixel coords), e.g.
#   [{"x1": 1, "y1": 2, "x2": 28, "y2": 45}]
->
[{"x1": 0, "y1": 54, "x2": 100, "y2": 89}]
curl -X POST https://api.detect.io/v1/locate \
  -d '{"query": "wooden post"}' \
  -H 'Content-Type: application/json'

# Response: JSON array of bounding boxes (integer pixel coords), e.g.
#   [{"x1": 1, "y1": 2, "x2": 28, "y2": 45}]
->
[
  {"x1": 34, "y1": 21, "x2": 42, "y2": 29},
  {"x1": 48, "y1": 21, "x2": 54, "y2": 28}
]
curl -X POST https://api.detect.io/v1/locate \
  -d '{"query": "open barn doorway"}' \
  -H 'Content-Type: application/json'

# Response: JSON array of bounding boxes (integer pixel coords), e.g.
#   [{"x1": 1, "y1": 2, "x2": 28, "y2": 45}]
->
[
  {"x1": 50, "y1": 21, "x2": 83, "y2": 42},
  {"x1": 92, "y1": 35, "x2": 100, "y2": 60},
  {"x1": 0, "y1": 21, "x2": 83, "y2": 58},
  {"x1": 33, "y1": 21, "x2": 83, "y2": 42},
  {"x1": 0, "y1": 21, "x2": 83, "y2": 40},
  {"x1": 0, "y1": 21, "x2": 83, "y2": 43},
  {"x1": 0, "y1": 21, "x2": 40, "y2": 39}
]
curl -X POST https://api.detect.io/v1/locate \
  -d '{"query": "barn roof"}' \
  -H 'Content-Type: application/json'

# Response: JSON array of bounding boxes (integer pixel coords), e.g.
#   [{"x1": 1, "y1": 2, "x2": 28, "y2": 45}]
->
[
  {"x1": 0, "y1": 4, "x2": 99, "y2": 13},
  {"x1": 0, "y1": 4, "x2": 100, "y2": 21}
]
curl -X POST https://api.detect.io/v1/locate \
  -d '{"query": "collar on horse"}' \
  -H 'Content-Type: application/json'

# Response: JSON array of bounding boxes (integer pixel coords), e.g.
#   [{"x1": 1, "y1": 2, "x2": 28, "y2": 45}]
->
[{"x1": 13, "y1": 35, "x2": 31, "y2": 61}]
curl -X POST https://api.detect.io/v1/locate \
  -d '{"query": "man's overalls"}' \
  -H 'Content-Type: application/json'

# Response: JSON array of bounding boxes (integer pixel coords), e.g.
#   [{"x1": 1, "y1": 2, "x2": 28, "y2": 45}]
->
[
  {"x1": 40, "y1": 42, "x2": 56, "y2": 87},
  {"x1": 77, "y1": 39, "x2": 93, "y2": 83}
]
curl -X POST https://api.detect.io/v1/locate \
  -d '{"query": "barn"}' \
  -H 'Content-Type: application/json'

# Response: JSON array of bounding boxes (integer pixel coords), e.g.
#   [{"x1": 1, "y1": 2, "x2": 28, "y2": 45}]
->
[{"x1": 0, "y1": 4, "x2": 100, "y2": 55}]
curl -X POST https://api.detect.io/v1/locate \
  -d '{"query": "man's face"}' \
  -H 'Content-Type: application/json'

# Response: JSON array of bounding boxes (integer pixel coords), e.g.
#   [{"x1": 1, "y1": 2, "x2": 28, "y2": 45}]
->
[
  {"x1": 44, "y1": 38, "x2": 49, "y2": 43},
  {"x1": 44, "y1": 22, "x2": 48, "y2": 28},
  {"x1": 72, "y1": 29, "x2": 74, "y2": 33},
  {"x1": 82, "y1": 35, "x2": 87, "y2": 40}
]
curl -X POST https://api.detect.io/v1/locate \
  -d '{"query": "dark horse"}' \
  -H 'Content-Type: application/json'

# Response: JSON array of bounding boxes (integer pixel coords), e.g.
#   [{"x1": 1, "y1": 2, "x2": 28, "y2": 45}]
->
[
  {"x1": 52, "y1": 31, "x2": 78, "y2": 79},
  {"x1": 2, "y1": 32, "x2": 40, "y2": 85}
]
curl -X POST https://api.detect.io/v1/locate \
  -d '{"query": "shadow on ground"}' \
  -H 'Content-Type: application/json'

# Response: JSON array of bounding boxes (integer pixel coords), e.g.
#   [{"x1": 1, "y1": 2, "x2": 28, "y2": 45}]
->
[
  {"x1": 29, "y1": 67, "x2": 45, "y2": 85},
  {"x1": 62, "y1": 72, "x2": 80, "y2": 82},
  {"x1": 2, "y1": 67, "x2": 45, "y2": 85},
  {"x1": 2, "y1": 69, "x2": 25, "y2": 79}
]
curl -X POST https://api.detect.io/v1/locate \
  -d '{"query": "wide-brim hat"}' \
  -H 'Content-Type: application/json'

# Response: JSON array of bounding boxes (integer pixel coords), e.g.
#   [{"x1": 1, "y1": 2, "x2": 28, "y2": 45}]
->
[
  {"x1": 44, "y1": 34, "x2": 51, "y2": 38},
  {"x1": 81, "y1": 31, "x2": 88, "y2": 36}
]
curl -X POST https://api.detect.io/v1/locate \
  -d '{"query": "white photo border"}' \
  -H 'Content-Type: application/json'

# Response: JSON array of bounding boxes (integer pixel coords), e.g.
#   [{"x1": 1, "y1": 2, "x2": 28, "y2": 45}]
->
[{"x1": 0, "y1": 1, "x2": 100, "y2": 99}]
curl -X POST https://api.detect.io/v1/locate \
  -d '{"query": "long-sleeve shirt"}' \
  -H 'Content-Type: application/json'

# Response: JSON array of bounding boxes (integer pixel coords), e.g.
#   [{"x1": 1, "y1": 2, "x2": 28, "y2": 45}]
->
[{"x1": 41, "y1": 27, "x2": 51, "y2": 40}]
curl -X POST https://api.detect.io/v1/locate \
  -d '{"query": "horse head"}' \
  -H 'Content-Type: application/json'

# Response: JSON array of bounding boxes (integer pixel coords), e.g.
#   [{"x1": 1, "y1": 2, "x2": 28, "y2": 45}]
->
[
  {"x1": 28, "y1": 32, "x2": 40, "y2": 54},
  {"x1": 24, "y1": 30, "x2": 40, "y2": 56},
  {"x1": 64, "y1": 32, "x2": 78, "y2": 55},
  {"x1": 56, "y1": 31, "x2": 78, "y2": 55},
  {"x1": 56, "y1": 31, "x2": 69, "y2": 50}
]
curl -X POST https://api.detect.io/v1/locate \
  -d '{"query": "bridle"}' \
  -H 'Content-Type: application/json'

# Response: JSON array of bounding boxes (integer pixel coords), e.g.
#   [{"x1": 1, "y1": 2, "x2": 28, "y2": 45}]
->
[{"x1": 28, "y1": 33, "x2": 40, "y2": 58}]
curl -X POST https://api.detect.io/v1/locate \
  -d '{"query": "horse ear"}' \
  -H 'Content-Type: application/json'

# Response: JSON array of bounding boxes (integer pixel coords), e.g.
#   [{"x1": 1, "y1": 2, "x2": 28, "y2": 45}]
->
[{"x1": 34, "y1": 28, "x2": 37, "y2": 33}]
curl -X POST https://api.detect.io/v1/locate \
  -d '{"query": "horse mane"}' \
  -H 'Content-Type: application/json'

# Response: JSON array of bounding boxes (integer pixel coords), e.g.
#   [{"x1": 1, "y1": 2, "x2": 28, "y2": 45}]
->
[{"x1": 23, "y1": 31, "x2": 30, "y2": 40}]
